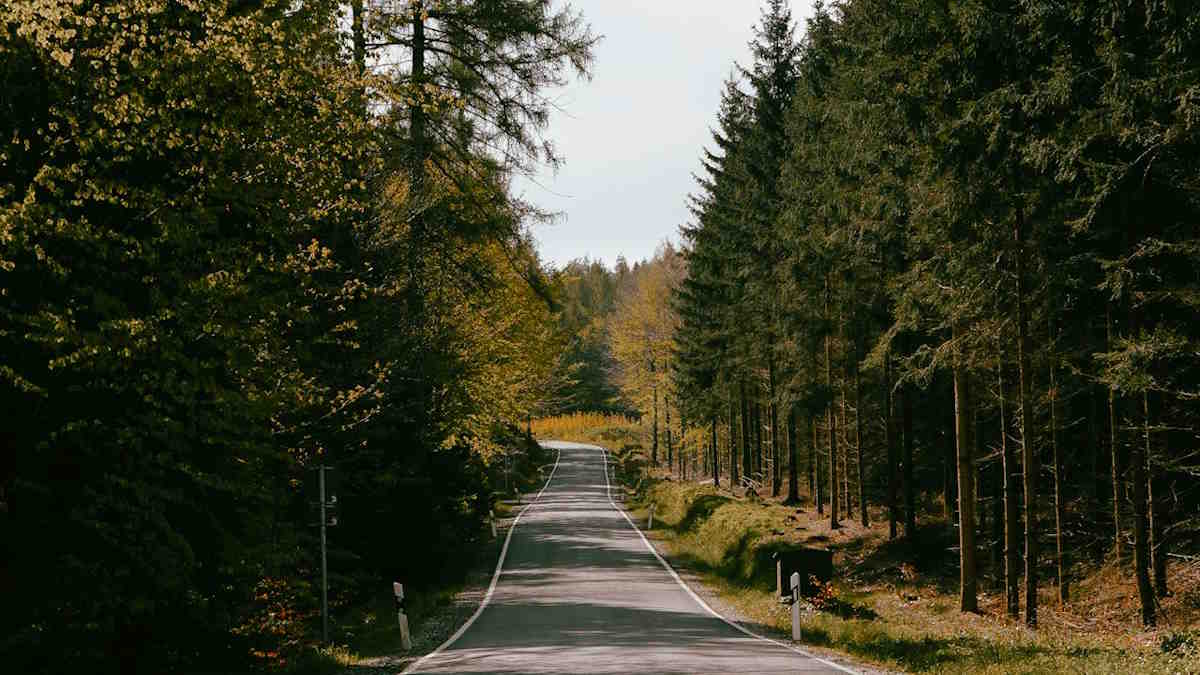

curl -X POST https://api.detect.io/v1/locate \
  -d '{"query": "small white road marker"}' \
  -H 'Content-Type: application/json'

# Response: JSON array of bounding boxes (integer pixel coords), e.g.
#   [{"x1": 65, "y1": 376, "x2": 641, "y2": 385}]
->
[
  {"x1": 394, "y1": 582, "x2": 412, "y2": 651},
  {"x1": 790, "y1": 572, "x2": 802, "y2": 641}
]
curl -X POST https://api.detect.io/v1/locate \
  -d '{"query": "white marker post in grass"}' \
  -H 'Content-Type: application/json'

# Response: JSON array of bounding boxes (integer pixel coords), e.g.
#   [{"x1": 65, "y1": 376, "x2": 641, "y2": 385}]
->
[
  {"x1": 790, "y1": 572, "x2": 802, "y2": 641},
  {"x1": 489, "y1": 510, "x2": 498, "y2": 538},
  {"x1": 394, "y1": 582, "x2": 412, "y2": 651},
  {"x1": 647, "y1": 503, "x2": 655, "y2": 530}
]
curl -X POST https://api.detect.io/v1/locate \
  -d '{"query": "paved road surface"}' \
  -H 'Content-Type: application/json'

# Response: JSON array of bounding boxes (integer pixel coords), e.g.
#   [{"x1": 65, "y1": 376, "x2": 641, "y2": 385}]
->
[{"x1": 405, "y1": 441, "x2": 852, "y2": 674}]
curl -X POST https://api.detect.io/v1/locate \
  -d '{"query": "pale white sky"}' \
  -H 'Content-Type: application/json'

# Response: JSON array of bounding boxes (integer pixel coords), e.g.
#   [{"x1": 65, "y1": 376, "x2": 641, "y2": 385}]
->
[{"x1": 517, "y1": 0, "x2": 815, "y2": 270}]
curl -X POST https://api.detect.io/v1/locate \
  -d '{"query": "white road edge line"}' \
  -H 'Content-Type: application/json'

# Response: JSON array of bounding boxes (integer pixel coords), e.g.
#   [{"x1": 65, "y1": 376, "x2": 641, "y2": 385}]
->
[
  {"x1": 400, "y1": 446, "x2": 563, "y2": 675},
  {"x1": 601, "y1": 447, "x2": 859, "y2": 675}
]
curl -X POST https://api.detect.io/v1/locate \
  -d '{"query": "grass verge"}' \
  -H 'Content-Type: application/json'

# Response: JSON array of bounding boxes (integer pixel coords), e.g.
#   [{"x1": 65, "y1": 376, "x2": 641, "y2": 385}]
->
[{"x1": 607, "y1": 445, "x2": 1200, "y2": 675}]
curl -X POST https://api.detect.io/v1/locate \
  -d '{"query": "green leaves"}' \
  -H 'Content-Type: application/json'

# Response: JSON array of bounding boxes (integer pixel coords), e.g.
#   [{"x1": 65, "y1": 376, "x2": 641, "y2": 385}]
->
[{"x1": 1, "y1": 0, "x2": 590, "y2": 670}]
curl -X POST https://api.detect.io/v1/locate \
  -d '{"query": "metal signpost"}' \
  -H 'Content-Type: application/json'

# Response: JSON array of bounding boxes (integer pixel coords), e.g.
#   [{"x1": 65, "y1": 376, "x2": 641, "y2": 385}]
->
[{"x1": 310, "y1": 465, "x2": 338, "y2": 645}]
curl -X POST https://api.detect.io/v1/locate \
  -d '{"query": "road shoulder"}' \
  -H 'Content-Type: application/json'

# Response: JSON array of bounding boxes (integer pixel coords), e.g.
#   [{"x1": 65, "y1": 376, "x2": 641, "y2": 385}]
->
[
  {"x1": 352, "y1": 504, "x2": 522, "y2": 674},
  {"x1": 627, "y1": 501, "x2": 893, "y2": 675}
]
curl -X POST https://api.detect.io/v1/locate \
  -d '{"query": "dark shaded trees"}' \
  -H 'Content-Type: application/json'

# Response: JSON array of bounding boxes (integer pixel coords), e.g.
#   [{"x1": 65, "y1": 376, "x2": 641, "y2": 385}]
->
[{"x1": 0, "y1": 0, "x2": 594, "y2": 670}]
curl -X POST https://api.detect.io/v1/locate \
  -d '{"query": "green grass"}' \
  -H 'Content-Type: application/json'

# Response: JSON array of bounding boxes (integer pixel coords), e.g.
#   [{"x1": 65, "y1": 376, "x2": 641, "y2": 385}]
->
[{"x1": 616, "y1": 455, "x2": 1200, "y2": 675}]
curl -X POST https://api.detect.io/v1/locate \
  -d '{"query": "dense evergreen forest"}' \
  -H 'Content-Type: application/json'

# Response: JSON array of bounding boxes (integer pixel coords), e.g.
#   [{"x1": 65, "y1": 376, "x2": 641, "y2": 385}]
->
[
  {"x1": 659, "y1": 0, "x2": 1200, "y2": 632},
  {"x1": 0, "y1": 1, "x2": 596, "y2": 671},
  {"x1": 5, "y1": 0, "x2": 1200, "y2": 671}
]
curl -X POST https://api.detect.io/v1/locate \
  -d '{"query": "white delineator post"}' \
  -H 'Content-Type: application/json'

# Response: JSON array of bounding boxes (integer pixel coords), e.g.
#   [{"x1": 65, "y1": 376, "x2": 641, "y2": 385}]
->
[
  {"x1": 395, "y1": 582, "x2": 412, "y2": 651},
  {"x1": 489, "y1": 509, "x2": 497, "y2": 538},
  {"x1": 790, "y1": 572, "x2": 802, "y2": 641},
  {"x1": 648, "y1": 503, "x2": 655, "y2": 530}
]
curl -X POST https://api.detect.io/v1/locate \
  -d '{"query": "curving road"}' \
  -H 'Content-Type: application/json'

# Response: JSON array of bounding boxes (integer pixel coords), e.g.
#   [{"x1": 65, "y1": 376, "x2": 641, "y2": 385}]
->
[{"x1": 404, "y1": 441, "x2": 852, "y2": 675}]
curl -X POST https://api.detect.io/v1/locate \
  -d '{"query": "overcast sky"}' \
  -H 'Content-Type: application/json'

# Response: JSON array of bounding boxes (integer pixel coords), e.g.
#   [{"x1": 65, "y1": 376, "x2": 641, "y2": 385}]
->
[{"x1": 516, "y1": 0, "x2": 814, "y2": 270}]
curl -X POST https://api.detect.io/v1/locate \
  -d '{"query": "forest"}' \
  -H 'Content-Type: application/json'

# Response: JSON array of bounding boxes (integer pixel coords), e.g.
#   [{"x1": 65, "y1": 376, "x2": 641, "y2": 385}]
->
[
  {"x1": 5, "y1": 0, "x2": 1200, "y2": 672},
  {"x1": 0, "y1": 0, "x2": 596, "y2": 672},
  {"x1": 614, "y1": 0, "x2": 1200, "y2": 641}
]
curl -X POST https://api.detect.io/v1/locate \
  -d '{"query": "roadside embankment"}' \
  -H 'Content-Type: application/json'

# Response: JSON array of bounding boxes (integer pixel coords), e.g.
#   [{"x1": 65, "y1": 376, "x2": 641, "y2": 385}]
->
[{"x1": 609, "y1": 445, "x2": 1200, "y2": 675}]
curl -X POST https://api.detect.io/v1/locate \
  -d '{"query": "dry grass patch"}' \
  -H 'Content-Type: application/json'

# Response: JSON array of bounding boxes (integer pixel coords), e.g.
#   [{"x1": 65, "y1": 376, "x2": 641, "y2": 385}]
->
[{"x1": 630, "y1": 472, "x2": 1200, "y2": 674}]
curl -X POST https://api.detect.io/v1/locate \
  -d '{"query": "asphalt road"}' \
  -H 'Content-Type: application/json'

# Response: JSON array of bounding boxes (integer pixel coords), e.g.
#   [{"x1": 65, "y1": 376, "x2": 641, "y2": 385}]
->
[{"x1": 404, "y1": 441, "x2": 853, "y2": 675}]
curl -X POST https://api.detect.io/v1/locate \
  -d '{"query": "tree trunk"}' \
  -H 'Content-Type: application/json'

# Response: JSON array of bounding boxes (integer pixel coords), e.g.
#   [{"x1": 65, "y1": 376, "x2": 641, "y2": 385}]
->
[
  {"x1": 839, "y1": 311, "x2": 852, "y2": 518},
  {"x1": 1145, "y1": 392, "x2": 1167, "y2": 598},
  {"x1": 903, "y1": 377, "x2": 916, "y2": 537},
  {"x1": 991, "y1": 453, "x2": 1003, "y2": 590},
  {"x1": 729, "y1": 394, "x2": 739, "y2": 486},
  {"x1": 814, "y1": 417, "x2": 823, "y2": 514},
  {"x1": 787, "y1": 405, "x2": 800, "y2": 504},
  {"x1": 1015, "y1": 209, "x2": 1038, "y2": 628},
  {"x1": 841, "y1": 379, "x2": 852, "y2": 517},
  {"x1": 754, "y1": 398, "x2": 764, "y2": 477},
  {"x1": 351, "y1": 0, "x2": 367, "y2": 115},
  {"x1": 855, "y1": 331, "x2": 867, "y2": 527},
  {"x1": 712, "y1": 417, "x2": 720, "y2": 488},
  {"x1": 741, "y1": 382, "x2": 751, "y2": 487},
  {"x1": 975, "y1": 404, "x2": 987, "y2": 576},
  {"x1": 886, "y1": 351, "x2": 899, "y2": 539},
  {"x1": 406, "y1": 0, "x2": 430, "y2": 318},
  {"x1": 827, "y1": 278, "x2": 840, "y2": 529},
  {"x1": 1107, "y1": 304, "x2": 1124, "y2": 562},
  {"x1": 770, "y1": 358, "x2": 781, "y2": 497},
  {"x1": 666, "y1": 395, "x2": 674, "y2": 473},
  {"x1": 953, "y1": 323, "x2": 978, "y2": 613},
  {"x1": 679, "y1": 409, "x2": 686, "y2": 480},
  {"x1": 410, "y1": 2, "x2": 427, "y2": 166},
  {"x1": 1132, "y1": 390, "x2": 1156, "y2": 625},
  {"x1": 1088, "y1": 333, "x2": 1105, "y2": 563},
  {"x1": 1050, "y1": 325, "x2": 1068, "y2": 604},
  {"x1": 945, "y1": 401, "x2": 957, "y2": 520},
  {"x1": 652, "y1": 373, "x2": 659, "y2": 466},
  {"x1": 999, "y1": 360, "x2": 1020, "y2": 619}
]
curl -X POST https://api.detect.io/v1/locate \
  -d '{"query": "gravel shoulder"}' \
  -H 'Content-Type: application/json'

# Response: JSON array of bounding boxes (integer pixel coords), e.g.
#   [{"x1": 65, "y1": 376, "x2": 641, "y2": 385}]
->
[{"x1": 347, "y1": 503, "x2": 525, "y2": 674}]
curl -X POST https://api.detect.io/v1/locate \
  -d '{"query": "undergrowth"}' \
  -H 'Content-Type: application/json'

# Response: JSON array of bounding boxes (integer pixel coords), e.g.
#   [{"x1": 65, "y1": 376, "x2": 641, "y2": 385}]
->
[{"x1": 615, "y1": 446, "x2": 1200, "y2": 675}]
